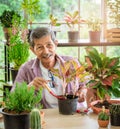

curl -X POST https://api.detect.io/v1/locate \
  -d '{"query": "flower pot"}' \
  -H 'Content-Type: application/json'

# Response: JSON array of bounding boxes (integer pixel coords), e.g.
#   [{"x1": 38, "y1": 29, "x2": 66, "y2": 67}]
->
[
  {"x1": 58, "y1": 95, "x2": 78, "y2": 115},
  {"x1": 1, "y1": 108, "x2": 30, "y2": 129},
  {"x1": 90, "y1": 100, "x2": 120, "y2": 114},
  {"x1": 10, "y1": 68, "x2": 18, "y2": 83},
  {"x1": 98, "y1": 119, "x2": 109, "y2": 128},
  {"x1": 68, "y1": 31, "x2": 79, "y2": 43},
  {"x1": 40, "y1": 111, "x2": 46, "y2": 127},
  {"x1": 110, "y1": 114, "x2": 120, "y2": 126},
  {"x1": 89, "y1": 31, "x2": 101, "y2": 43}
]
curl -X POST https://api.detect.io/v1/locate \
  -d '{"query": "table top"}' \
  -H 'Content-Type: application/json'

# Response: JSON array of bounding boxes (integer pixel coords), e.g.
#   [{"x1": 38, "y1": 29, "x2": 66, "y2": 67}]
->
[
  {"x1": 0, "y1": 108, "x2": 120, "y2": 129},
  {"x1": 41, "y1": 108, "x2": 119, "y2": 129}
]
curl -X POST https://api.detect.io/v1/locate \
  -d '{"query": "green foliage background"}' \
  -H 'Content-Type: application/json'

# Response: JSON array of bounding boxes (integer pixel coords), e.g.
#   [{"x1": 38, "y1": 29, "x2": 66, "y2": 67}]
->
[{"x1": 0, "y1": 0, "x2": 120, "y2": 97}]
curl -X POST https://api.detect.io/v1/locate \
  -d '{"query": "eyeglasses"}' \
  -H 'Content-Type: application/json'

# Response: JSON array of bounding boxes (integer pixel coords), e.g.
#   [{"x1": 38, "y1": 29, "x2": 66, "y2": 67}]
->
[{"x1": 48, "y1": 70, "x2": 56, "y2": 88}]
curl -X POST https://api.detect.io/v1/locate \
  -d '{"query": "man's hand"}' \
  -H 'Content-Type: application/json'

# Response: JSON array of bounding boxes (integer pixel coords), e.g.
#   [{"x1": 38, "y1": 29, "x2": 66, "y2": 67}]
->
[
  {"x1": 28, "y1": 77, "x2": 48, "y2": 91},
  {"x1": 76, "y1": 87, "x2": 87, "y2": 102}
]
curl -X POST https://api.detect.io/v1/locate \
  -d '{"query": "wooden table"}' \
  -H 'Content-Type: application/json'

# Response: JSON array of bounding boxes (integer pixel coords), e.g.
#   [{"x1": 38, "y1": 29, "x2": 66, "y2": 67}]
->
[{"x1": 0, "y1": 108, "x2": 120, "y2": 129}]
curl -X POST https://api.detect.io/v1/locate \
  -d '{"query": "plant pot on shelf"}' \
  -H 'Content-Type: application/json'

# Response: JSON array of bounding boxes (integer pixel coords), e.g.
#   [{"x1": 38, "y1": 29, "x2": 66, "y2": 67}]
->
[
  {"x1": 68, "y1": 31, "x2": 79, "y2": 43},
  {"x1": 10, "y1": 68, "x2": 18, "y2": 83},
  {"x1": 89, "y1": 31, "x2": 101, "y2": 43},
  {"x1": 58, "y1": 95, "x2": 78, "y2": 115}
]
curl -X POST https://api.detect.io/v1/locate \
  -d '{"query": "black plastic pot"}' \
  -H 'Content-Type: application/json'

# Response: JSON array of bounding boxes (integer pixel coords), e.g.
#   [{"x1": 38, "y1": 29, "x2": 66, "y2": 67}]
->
[
  {"x1": 58, "y1": 95, "x2": 78, "y2": 115},
  {"x1": 10, "y1": 68, "x2": 18, "y2": 83},
  {"x1": 110, "y1": 114, "x2": 120, "y2": 126},
  {"x1": 0, "y1": 108, "x2": 30, "y2": 129}
]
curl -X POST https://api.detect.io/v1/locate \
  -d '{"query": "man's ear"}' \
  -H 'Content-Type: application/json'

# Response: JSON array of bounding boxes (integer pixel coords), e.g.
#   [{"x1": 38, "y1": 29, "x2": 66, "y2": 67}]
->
[{"x1": 54, "y1": 40, "x2": 58, "y2": 46}]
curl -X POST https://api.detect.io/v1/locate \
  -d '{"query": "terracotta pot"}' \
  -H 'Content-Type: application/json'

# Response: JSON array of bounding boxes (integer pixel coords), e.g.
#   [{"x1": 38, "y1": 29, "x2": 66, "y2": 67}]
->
[
  {"x1": 89, "y1": 31, "x2": 101, "y2": 43},
  {"x1": 40, "y1": 111, "x2": 46, "y2": 127},
  {"x1": 90, "y1": 100, "x2": 120, "y2": 114},
  {"x1": 98, "y1": 119, "x2": 109, "y2": 128},
  {"x1": 68, "y1": 31, "x2": 79, "y2": 43}
]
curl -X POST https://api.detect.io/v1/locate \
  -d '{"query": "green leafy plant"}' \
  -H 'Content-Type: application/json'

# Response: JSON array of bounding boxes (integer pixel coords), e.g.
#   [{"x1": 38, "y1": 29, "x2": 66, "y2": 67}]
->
[
  {"x1": 107, "y1": 0, "x2": 120, "y2": 28},
  {"x1": 85, "y1": 46, "x2": 120, "y2": 100},
  {"x1": 21, "y1": 0, "x2": 41, "y2": 23},
  {"x1": 64, "y1": 10, "x2": 85, "y2": 31},
  {"x1": 98, "y1": 106, "x2": 109, "y2": 120},
  {"x1": 8, "y1": 15, "x2": 29, "y2": 69},
  {"x1": 4, "y1": 82, "x2": 42, "y2": 114},
  {"x1": 49, "y1": 14, "x2": 61, "y2": 26},
  {"x1": 86, "y1": 16, "x2": 102, "y2": 31},
  {"x1": 0, "y1": 10, "x2": 21, "y2": 28}
]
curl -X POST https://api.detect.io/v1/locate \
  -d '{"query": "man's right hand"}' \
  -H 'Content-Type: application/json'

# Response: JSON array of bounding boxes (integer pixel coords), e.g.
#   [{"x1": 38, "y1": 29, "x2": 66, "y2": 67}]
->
[{"x1": 28, "y1": 77, "x2": 48, "y2": 91}]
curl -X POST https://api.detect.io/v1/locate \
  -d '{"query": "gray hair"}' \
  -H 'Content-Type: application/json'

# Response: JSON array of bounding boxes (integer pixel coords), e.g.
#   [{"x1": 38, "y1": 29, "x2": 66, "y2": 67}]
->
[{"x1": 29, "y1": 27, "x2": 56, "y2": 47}]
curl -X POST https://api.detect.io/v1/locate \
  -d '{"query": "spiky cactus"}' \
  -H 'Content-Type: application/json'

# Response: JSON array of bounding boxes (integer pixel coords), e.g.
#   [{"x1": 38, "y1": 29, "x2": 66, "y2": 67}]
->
[
  {"x1": 109, "y1": 104, "x2": 120, "y2": 115},
  {"x1": 30, "y1": 108, "x2": 41, "y2": 129}
]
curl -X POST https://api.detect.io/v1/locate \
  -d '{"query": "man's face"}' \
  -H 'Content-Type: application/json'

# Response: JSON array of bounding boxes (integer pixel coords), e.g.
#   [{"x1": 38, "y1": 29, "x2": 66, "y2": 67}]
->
[{"x1": 31, "y1": 35, "x2": 57, "y2": 65}]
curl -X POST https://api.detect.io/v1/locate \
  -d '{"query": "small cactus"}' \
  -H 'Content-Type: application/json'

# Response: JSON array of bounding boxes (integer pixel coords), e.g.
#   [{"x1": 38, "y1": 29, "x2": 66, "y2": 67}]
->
[
  {"x1": 109, "y1": 104, "x2": 120, "y2": 115},
  {"x1": 30, "y1": 108, "x2": 41, "y2": 129},
  {"x1": 98, "y1": 106, "x2": 109, "y2": 120}
]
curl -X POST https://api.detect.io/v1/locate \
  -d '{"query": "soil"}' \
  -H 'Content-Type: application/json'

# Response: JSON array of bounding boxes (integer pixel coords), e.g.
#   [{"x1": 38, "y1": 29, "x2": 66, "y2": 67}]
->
[
  {"x1": 3, "y1": 108, "x2": 30, "y2": 115},
  {"x1": 94, "y1": 100, "x2": 111, "y2": 109}
]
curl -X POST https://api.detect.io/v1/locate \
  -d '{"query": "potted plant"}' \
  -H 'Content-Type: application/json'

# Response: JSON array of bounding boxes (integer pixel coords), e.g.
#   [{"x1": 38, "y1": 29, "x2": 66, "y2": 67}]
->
[
  {"x1": 98, "y1": 106, "x2": 109, "y2": 128},
  {"x1": 64, "y1": 10, "x2": 85, "y2": 42},
  {"x1": 106, "y1": 0, "x2": 120, "y2": 42},
  {"x1": 0, "y1": 82, "x2": 42, "y2": 129},
  {"x1": 109, "y1": 104, "x2": 120, "y2": 126},
  {"x1": 86, "y1": 16, "x2": 102, "y2": 42},
  {"x1": 85, "y1": 46, "x2": 120, "y2": 113},
  {"x1": 0, "y1": 10, "x2": 21, "y2": 41},
  {"x1": 49, "y1": 59, "x2": 89, "y2": 115},
  {"x1": 8, "y1": 15, "x2": 29, "y2": 83},
  {"x1": 49, "y1": 14, "x2": 61, "y2": 36}
]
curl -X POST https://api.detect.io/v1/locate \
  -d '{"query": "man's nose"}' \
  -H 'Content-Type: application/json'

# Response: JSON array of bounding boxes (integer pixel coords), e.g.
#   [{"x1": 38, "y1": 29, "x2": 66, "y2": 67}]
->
[{"x1": 43, "y1": 46, "x2": 49, "y2": 53}]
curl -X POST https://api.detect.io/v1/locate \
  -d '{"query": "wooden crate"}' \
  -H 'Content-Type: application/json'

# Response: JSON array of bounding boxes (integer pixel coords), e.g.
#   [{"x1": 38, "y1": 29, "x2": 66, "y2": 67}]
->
[{"x1": 106, "y1": 28, "x2": 120, "y2": 42}]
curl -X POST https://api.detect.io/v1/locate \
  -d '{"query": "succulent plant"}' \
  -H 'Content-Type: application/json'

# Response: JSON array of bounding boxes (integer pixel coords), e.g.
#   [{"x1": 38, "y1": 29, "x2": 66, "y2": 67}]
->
[
  {"x1": 30, "y1": 108, "x2": 41, "y2": 129},
  {"x1": 98, "y1": 106, "x2": 109, "y2": 120}
]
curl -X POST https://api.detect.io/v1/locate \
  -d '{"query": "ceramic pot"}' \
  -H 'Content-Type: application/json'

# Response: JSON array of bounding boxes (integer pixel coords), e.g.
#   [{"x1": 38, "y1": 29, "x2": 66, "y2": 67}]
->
[
  {"x1": 68, "y1": 31, "x2": 79, "y2": 43},
  {"x1": 89, "y1": 31, "x2": 101, "y2": 43}
]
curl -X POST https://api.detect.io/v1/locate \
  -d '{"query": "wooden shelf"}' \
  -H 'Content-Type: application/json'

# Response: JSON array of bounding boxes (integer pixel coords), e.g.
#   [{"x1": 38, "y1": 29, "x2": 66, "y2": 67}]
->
[{"x1": 58, "y1": 40, "x2": 120, "y2": 47}]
